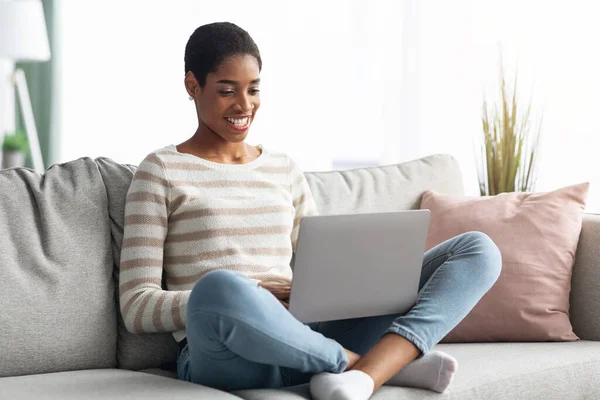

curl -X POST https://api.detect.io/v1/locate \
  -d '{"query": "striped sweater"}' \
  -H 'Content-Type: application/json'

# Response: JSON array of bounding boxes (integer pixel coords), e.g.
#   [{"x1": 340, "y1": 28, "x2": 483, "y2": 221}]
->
[{"x1": 119, "y1": 144, "x2": 318, "y2": 343}]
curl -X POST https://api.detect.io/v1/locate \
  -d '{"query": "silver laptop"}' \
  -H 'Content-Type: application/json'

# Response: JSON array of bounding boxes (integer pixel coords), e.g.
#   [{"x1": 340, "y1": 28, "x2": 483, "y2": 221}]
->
[{"x1": 288, "y1": 210, "x2": 430, "y2": 323}]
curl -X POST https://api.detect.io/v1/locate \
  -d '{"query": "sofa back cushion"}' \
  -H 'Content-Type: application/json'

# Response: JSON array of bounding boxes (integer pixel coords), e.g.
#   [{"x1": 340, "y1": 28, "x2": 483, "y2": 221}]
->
[
  {"x1": 107, "y1": 153, "x2": 465, "y2": 370},
  {"x1": 0, "y1": 159, "x2": 117, "y2": 377},
  {"x1": 95, "y1": 158, "x2": 179, "y2": 370},
  {"x1": 305, "y1": 154, "x2": 465, "y2": 215}
]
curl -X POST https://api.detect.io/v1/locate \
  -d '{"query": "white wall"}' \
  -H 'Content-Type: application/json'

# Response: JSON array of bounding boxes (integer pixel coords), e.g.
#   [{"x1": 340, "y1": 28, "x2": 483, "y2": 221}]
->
[
  {"x1": 53, "y1": 0, "x2": 402, "y2": 172},
  {"x1": 53, "y1": 0, "x2": 599, "y2": 211},
  {"x1": 397, "y1": 0, "x2": 600, "y2": 210},
  {"x1": 471, "y1": 0, "x2": 600, "y2": 210},
  {"x1": 391, "y1": 0, "x2": 483, "y2": 195}
]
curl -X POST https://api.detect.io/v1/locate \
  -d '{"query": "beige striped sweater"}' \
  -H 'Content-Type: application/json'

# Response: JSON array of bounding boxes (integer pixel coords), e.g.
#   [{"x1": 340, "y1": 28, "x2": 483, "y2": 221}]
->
[{"x1": 119, "y1": 144, "x2": 318, "y2": 343}]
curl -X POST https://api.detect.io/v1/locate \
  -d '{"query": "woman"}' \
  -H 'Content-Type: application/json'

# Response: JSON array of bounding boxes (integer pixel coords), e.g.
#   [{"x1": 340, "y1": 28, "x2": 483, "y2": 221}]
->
[{"x1": 119, "y1": 22, "x2": 502, "y2": 400}]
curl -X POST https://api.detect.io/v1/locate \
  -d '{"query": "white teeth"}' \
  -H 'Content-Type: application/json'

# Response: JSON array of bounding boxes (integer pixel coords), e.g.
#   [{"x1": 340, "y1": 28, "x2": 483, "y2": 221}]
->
[{"x1": 226, "y1": 117, "x2": 249, "y2": 126}]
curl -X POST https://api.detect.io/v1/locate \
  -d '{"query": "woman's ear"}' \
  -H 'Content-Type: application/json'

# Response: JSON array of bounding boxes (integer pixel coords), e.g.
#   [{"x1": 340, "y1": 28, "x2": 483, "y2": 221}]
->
[{"x1": 184, "y1": 71, "x2": 201, "y2": 99}]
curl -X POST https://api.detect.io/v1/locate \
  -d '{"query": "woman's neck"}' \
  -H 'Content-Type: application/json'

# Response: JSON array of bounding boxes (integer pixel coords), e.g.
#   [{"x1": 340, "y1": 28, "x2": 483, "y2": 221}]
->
[{"x1": 177, "y1": 132, "x2": 261, "y2": 164}]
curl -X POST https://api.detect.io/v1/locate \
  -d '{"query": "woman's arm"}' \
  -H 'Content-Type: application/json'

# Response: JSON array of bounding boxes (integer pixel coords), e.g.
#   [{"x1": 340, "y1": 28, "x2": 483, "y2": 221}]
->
[{"x1": 119, "y1": 152, "x2": 189, "y2": 334}]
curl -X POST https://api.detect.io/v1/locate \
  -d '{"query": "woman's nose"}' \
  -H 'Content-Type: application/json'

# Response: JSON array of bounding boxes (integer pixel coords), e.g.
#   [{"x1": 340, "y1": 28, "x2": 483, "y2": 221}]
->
[{"x1": 235, "y1": 94, "x2": 253, "y2": 112}]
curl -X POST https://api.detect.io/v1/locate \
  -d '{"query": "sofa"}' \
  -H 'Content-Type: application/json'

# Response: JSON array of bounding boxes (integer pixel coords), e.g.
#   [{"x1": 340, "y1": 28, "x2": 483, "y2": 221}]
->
[{"x1": 1, "y1": 153, "x2": 599, "y2": 400}]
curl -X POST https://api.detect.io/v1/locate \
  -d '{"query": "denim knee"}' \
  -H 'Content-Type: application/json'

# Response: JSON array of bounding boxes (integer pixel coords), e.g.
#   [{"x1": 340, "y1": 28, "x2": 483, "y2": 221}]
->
[
  {"x1": 462, "y1": 231, "x2": 502, "y2": 286},
  {"x1": 189, "y1": 270, "x2": 248, "y2": 312}
]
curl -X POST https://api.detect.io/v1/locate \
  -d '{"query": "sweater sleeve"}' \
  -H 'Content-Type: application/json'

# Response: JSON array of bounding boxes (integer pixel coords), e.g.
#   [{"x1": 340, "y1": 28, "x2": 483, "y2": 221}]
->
[
  {"x1": 119, "y1": 152, "x2": 190, "y2": 334},
  {"x1": 288, "y1": 156, "x2": 319, "y2": 253}
]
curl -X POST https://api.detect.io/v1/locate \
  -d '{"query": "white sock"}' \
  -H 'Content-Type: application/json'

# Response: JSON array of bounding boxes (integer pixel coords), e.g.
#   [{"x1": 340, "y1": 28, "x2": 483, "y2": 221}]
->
[
  {"x1": 310, "y1": 370, "x2": 374, "y2": 400},
  {"x1": 386, "y1": 351, "x2": 458, "y2": 393}
]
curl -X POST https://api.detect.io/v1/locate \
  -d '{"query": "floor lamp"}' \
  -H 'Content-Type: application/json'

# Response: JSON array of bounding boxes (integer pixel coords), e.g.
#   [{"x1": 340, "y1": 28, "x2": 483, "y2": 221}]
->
[{"x1": 0, "y1": 0, "x2": 51, "y2": 173}]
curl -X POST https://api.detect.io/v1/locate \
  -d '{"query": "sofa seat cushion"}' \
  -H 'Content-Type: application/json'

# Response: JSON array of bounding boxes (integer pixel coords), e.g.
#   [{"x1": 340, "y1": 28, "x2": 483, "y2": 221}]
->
[
  {"x1": 233, "y1": 341, "x2": 600, "y2": 399},
  {"x1": 0, "y1": 369, "x2": 241, "y2": 400}
]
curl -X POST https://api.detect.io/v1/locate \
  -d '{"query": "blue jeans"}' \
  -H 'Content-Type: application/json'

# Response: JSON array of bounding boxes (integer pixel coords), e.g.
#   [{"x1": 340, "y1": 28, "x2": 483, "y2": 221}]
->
[{"x1": 177, "y1": 231, "x2": 502, "y2": 391}]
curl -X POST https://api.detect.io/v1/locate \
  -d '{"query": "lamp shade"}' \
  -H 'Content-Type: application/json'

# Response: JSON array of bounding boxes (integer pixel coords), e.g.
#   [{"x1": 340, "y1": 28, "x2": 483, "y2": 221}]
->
[{"x1": 0, "y1": 0, "x2": 51, "y2": 61}]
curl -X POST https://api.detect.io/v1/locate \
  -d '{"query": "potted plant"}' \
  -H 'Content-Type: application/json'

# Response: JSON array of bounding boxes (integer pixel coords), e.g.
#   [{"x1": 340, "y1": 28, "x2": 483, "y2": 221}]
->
[
  {"x1": 2, "y1": 130, "x2": 29, "y2": 169},
  {"x1": 476, "y1": 58, "x2": 543, "y2": 196}
]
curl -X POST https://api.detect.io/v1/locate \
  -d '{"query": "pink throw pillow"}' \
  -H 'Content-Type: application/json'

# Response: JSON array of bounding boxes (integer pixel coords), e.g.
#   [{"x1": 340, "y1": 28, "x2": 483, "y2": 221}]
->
[{"x1": 420, "y1": 183, "x2": 589, "y2": 342}]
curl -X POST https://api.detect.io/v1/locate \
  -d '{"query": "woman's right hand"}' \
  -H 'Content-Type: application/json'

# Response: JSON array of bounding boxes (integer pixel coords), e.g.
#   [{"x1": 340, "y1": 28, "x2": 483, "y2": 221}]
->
[{"x1": 257, "y1": 281, "x2": 291, "y2": 309}]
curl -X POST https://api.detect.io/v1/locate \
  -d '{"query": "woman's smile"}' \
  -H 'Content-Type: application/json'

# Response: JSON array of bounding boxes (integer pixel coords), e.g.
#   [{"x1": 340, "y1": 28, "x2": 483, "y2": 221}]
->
[{"x1": 225, "y1": 115, "x2": 252, "y2": 132}]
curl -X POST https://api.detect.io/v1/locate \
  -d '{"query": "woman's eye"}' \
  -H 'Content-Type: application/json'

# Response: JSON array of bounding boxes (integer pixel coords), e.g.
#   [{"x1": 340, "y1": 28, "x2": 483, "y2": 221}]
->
[
  {"x1": 250, "y1": 88, "x2": 260, "y2": 95},
  {"x1": 219, "y1": 90, "x2": 234, "y2": 95}
]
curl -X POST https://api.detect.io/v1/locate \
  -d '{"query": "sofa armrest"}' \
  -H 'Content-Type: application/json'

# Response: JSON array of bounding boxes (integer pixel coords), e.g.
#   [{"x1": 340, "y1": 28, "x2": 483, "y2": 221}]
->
[{"x1": 570, "y1": 213, "x2": 600, "y2": 340}]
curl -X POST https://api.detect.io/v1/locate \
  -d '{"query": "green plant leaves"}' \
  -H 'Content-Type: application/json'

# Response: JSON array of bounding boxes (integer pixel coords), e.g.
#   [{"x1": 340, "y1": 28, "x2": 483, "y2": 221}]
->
[
  {"x1": 478, "y1": 58, "x2": 542, "y2": 196},
  {"x1": 2, "y1": 130, "x2": 29, "y2": 152}
]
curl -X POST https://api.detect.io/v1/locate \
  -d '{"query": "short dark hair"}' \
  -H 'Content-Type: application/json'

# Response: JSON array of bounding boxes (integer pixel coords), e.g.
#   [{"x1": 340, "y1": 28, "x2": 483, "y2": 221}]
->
[{"x1": 184, "y1": 22, "x2": 262, "y2": 87}]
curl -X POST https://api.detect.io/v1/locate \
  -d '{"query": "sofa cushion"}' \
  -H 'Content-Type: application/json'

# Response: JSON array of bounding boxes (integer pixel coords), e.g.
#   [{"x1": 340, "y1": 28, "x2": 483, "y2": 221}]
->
[
  {"x1": 95, "y1": 157, "x2": 179, "y2": 370},
  {"x1": 420, "y1": 183, "x2": 588, "y2": 342},
  {"x1": 233, "y1": 341, "x2": 600, "y2": 399},
  {"x1": 0, "y1": 159, "x2": 116, "y2": 377},
  {"x1": 0, "y1": 369, "x2": 242, "y2": 399},
  {"x1": 305, "y1": 153, "x2": 465, "y2": 215}
]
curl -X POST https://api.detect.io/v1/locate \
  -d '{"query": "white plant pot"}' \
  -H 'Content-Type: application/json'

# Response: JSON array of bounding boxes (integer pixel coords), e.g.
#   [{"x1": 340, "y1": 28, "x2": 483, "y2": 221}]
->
[{"x1": 1, "y1": 151, "x2": 26, "y2": 169}]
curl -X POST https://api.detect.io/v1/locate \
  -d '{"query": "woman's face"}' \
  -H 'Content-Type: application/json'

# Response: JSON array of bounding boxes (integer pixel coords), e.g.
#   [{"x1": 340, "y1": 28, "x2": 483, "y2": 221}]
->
[{"x1": 190, "y1": 54, "x2": 261, "y2": 143}]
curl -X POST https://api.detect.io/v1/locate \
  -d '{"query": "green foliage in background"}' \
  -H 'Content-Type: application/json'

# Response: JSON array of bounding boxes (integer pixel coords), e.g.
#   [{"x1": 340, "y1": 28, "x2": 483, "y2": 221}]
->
[
  {"x1": 477, "y1": 60, "x2": 543, "y2": 196},
  {"x1": 2, "y1": 130, "x2": 29, "y2": 153}
]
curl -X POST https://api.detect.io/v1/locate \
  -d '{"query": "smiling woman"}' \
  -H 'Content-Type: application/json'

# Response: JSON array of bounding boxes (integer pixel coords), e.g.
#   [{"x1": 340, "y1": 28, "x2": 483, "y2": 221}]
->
[
  {"x1": 118, "y1": 20, "x2": 503, "y2": 399},
  {"x1": 175, "y1": 23, "x2": 263, "y2": 162}
]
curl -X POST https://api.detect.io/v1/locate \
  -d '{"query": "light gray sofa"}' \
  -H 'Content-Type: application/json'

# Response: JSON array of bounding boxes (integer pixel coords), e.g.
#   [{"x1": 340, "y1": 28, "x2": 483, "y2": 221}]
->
[{"x1": 1, "y1": 153, "x2": 599, "y2": 400}]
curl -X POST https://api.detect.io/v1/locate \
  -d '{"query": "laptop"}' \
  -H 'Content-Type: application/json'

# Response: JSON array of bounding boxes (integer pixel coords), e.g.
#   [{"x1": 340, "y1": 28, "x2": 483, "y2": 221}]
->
[{"x1": 288, "y1": 210, "x2": 430, "y2": 323}]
